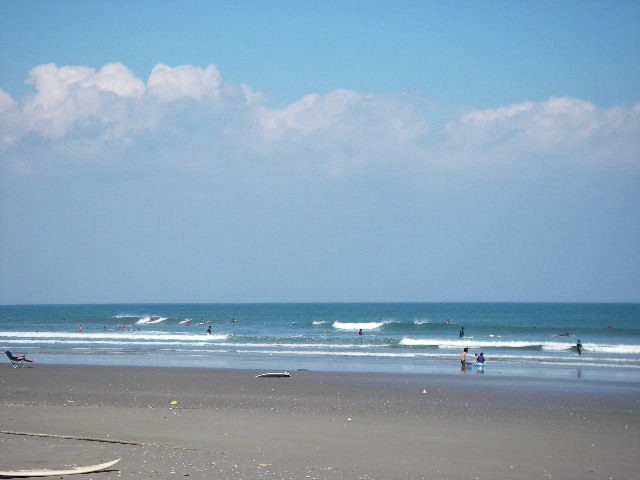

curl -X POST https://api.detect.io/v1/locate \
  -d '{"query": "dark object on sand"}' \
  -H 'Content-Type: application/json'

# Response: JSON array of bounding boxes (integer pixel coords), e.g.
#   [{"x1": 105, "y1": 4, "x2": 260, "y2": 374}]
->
[{"x1": 5, "y1": 351, "x2": 33, "y2": 367}]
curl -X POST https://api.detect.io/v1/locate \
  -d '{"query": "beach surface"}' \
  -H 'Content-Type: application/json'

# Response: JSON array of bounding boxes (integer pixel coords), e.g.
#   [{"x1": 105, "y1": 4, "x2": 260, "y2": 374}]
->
[{"x1": 1, "y1": 365, "x2": 638, "y2": 479}]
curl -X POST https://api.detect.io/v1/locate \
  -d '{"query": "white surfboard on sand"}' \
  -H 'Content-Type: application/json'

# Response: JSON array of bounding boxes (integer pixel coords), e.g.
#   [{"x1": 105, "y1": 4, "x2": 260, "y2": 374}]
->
[
  {"x1": 256, "y1": 371, "x2": 290, "y2": 378},
  {"x1": 0, "y1": 458, "x2": 120, "y2": 477}
]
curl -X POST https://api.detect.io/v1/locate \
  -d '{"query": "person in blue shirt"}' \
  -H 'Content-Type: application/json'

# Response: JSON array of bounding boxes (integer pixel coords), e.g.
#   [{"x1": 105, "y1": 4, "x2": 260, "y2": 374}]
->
[{"x1": 476, "y1": 352, "x2": 485, "y2": 364}]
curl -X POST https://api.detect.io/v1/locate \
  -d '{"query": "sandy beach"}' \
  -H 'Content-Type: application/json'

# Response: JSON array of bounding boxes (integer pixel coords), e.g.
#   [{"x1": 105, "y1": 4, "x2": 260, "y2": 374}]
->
[{"x1": 1, "y1": 365, "x2": 638, "y2": 479}]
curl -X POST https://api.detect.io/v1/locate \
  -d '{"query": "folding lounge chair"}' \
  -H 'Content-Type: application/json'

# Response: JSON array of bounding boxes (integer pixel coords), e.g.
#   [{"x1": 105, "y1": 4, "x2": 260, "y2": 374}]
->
[{"x1": 5, "y1": 351, "x2": 30, "y2": 368}]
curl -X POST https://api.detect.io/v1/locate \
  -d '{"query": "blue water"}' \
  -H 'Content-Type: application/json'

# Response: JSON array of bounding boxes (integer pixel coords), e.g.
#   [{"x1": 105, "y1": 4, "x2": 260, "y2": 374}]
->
[{"x1": 2, "y1": 303, "x2": 639, "y2": 381}]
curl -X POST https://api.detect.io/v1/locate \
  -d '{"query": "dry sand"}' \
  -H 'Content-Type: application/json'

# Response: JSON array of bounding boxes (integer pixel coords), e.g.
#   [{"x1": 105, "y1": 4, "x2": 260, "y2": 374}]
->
[{"x1": 1, "y1": 365, "x2": 638, "y2": 479}]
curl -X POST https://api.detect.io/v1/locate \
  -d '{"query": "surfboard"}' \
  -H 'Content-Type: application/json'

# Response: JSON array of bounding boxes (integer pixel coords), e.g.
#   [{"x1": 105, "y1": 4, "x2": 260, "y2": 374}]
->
[
  {"x1": 256, "y1": 371, "x2": 290, "y2": 378},
  {"x1": 0, "y1": 458, "x2": 120, "y2": 477}
]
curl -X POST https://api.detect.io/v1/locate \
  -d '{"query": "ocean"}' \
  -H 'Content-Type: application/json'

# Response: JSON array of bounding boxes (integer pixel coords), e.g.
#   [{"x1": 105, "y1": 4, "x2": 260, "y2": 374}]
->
[{"x1": 2, "y1": 303, "x2": 639, "y2": 382}]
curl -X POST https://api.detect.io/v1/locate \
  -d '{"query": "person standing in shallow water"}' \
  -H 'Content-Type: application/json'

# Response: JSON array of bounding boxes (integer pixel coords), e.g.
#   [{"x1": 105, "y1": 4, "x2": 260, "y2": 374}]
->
[
  {"x1": 576, "y1": 339, "x2": 583, "y2": 355},
  {"x1": 460, "y1": 347, "x2": 471, "y2": 365}
]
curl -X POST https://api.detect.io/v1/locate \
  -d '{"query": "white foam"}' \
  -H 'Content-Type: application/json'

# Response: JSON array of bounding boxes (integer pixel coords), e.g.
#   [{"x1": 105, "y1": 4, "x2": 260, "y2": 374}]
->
[
  {"x1": 332, "y1": 321, "x2": 386, "y2": 330},
  {"x1": 214, "y1": 342, "x2": 387, "y2": 349},
  {"x1": 583, "y1": 344, "x2": 640, "y2": 354},
  {"x1": 0, "y1": 331, "x2": 228, "y2": 341},
  {"x1": 234, "y1": 349, "x2": 436, "y2": 358},
  {"x1": 136, "y1": 316, "x2": 168, "y2": 324},
  {"x1": 3, "y1": 339, "x2": 222, "y2": 347}
]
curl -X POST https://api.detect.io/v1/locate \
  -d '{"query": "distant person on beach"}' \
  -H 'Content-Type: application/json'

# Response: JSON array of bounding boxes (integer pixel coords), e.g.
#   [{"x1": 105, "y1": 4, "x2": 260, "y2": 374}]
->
[
  {"x1": 77, "y1": 325, "x2": 83, "y2": 333},
  {"x1": 576, "y1": 339, "x2": 583, "y2": 355},
  {"x1": 206, "y1": 326, "x2": 212, "y2": 335}
]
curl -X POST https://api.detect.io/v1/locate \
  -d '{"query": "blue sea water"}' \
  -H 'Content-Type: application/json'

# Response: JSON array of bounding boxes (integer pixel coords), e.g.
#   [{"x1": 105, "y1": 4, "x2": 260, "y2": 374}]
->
[{"x1": 1, "y1": 303, "x2": 639, "y2": 382}]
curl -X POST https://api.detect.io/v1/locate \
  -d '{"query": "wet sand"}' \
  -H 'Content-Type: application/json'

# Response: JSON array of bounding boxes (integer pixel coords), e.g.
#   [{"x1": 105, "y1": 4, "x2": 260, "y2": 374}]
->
[{"x1": 1, "y1": 365, "x2": 638, "y2": 479}]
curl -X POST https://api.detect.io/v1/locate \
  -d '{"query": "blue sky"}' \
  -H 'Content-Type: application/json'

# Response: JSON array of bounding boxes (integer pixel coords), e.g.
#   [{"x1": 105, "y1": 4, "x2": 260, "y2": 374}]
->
[{"x1": 0, "y1": 1, "x2": 639, "y2": 303}]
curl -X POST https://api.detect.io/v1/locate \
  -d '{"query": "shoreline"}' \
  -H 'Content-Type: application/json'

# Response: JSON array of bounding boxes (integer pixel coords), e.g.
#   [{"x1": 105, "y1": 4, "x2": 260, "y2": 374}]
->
[
  {"x1": 22, "y1": 351, "x2": 640, "y2": 384},
  {"x1": 1, "y1": 365, "x2": 639, "y2": 479}
]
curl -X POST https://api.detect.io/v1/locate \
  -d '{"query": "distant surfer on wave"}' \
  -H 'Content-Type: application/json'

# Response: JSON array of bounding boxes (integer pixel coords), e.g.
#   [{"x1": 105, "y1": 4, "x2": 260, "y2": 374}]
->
[
  {"x1": 358, "y1": 329, "x2": 364, "y2": 336},
  {"x1": 576, "y1": 339, "x2": 583, "y2": 355}
]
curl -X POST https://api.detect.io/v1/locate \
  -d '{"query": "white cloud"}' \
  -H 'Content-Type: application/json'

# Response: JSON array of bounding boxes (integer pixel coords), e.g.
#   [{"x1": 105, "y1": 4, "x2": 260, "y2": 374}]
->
[
  {"x1": 22, "y1": 63, "x2": 146, "y2": 139},
  {"x1": 91, "y1": 63, "x2": 146, "y2": 97},
  {"x1": 0, "y1": 88, "x2": 25, "y2": 152},
  {"x1": 446, "y1": 97, "x2": 639, "y2": 167},
  {"x1": 258, "y1": 89, "x2": 361, "y2": 138},
  {"x1": 0, "y1": 88, "x2": 17, "y2": 114},
  {"x1": 147, "y1": 64, "x2": 222, "y2": 102},
  {"x1": 1, "y1": 62, "x2": 638, "y2": 175}
]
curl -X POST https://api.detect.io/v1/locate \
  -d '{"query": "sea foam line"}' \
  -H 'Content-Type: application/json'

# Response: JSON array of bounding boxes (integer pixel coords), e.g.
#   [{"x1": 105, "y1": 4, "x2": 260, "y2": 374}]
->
[
  {"x1": 0, "y1": 331, "x2": 228, "y2": 341},
  {"x1": 332, "y1": 321, "x2": 389, "y2": 330},
  {"x1": 398, "y1": 337, "x2": 640, "y2": 354},
  {"x1": 1, "y1": 339, "x2": 387, "y2": 350}
]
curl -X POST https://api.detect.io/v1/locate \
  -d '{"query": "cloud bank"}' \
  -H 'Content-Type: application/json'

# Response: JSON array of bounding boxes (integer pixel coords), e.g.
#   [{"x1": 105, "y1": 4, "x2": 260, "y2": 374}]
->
[{"x1": 1, "y1": 62, "x2": 638, "y2": 175}]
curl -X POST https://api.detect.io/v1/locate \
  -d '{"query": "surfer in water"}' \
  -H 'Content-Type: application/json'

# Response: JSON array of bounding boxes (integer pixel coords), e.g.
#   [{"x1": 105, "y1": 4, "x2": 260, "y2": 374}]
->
[
  {"x1": 576, "y1": 339, "x2": 583, "y2": 355},
  {"x1": 459, "y1": 327, "x2": 464, "y2": 338},
  {"x1": 206, "y1": 326, "x2": 212, "y2": 335},
  {"x1": 358, "y1": 329, "x2": 364, "y2": 336}
]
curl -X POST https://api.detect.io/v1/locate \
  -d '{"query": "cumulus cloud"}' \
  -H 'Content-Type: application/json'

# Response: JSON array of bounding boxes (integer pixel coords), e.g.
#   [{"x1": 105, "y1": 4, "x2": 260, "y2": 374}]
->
[
  {"x1": 258, "y1": 89, "x2": 361, "y2": 138},
  {"x1": 0, "y1": 88, "x2": 25, "y2": 152},
  {"x1": 0, "y1": 88, "x2": 17, "y2": 114},
  {"x1": 0, "y1": 62, "x2": 638, "y2": 175},
  {"x1": 443, "y1": 97, "x2": 640, "y2": 168},
  {"x1": 22, "y1": 62, "x2": 146, "y2": 139},
  {"x1": 147, "y1": 64, "x2": 222, "y2": 102}
]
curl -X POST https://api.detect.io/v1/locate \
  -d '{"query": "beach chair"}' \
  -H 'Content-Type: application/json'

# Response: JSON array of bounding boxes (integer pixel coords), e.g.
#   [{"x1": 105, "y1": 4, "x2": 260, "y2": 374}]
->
[{"x1": 5, "y1": 351, "x2": 30, "y2": 368}]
